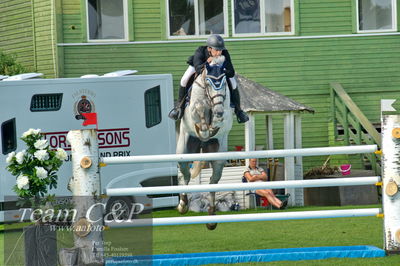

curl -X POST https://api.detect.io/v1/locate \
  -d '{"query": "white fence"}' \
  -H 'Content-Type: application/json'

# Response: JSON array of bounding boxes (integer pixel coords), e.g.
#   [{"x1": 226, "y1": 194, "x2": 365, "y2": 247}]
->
[
  {"x1": 101, "y1": 145, "x2": 378, "y2": 165},
  {"x1": 107, "y1": 176, "x2": 381, "y2": 196},
  {"x1": 106, "y1": 208, "x2": 381, "y2": 228}
]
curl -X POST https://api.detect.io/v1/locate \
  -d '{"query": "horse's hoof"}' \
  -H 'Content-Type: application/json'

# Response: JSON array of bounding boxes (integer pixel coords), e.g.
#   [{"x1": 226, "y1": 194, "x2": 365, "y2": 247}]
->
[
  {"x1": 206, "y1": 223, "x2": 218, "y2": 230},
  {"x1": 206, "y1": 206, "x2": 217, "y2": 230},
  {"x1": 177, "y1": 203, "x2": 188, "y2": 214},
  {"x1": 177, "y1": 194, "x2": 189, "y2": 214}
]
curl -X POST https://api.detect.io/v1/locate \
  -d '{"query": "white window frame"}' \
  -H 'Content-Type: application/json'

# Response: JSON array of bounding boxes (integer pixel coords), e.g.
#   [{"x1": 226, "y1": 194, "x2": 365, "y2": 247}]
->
[
  {"x1": 356, "y1": 0, "x2": 397, "y2": 33},
  {"x1": 86, "y1": 0, "x2": 129, "y2": 42},
  {"x1": 166, "y1": 0, "x2": 229, "y2": 39},
  {"x1": 231, "y1": 0, "x2": 295, "y2": 37}
]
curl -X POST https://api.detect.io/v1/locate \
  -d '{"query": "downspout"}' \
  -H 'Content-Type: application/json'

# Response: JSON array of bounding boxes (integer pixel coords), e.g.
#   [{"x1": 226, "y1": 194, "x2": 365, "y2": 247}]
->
[
  {"x1": 51, "y1": 0, "x2": 57, "y2": 77},
  {"x1": 30, "y1": 0, "x2": 37, "y2": 71}
]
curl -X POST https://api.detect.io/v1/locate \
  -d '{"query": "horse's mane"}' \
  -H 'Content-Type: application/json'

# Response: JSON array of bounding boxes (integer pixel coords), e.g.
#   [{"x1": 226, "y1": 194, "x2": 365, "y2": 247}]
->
[{"x1": 209, "y1": 55, "x2": 225, "y2": 66}]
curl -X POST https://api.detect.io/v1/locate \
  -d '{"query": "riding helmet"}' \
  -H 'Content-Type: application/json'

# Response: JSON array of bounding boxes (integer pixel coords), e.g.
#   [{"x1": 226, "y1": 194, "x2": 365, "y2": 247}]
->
[{"x1": 206, "y1": 34, "x2": 225, "y2": 50}]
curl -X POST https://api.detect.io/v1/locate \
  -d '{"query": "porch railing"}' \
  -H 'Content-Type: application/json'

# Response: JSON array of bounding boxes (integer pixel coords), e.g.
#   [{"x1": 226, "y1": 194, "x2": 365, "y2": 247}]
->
[{"x1": 330, "y1": 82, "x2": 381, "y2": 174}]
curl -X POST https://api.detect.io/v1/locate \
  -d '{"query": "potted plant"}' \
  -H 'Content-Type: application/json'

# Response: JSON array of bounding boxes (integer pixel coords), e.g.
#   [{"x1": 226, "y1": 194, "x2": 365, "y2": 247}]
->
[{"x1": 5, "y1": 128, "x2": 67, "y2": 266}]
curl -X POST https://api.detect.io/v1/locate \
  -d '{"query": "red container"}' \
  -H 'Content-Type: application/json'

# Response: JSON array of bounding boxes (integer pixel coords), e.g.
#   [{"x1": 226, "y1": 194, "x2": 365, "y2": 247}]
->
[{"x1": 339, "y1": 164, "x2": 351, "y2": 176}]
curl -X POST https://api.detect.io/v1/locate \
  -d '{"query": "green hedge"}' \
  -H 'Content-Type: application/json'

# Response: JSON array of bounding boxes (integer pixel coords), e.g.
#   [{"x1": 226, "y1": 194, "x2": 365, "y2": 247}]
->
[{"x1": 0, "y1": 50, "x2": 29, "y2": 76}]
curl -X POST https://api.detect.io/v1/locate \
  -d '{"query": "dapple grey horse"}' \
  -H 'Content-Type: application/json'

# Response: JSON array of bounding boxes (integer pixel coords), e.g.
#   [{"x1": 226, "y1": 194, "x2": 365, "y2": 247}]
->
[{"x1": 176, "y1": 56, "x2": 233, "y2": 230}]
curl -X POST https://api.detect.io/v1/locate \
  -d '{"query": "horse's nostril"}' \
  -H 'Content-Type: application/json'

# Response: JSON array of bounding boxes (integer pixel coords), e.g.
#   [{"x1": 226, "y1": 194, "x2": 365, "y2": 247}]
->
[{"x1": 216, "y1": 111, "x2": 224, "y2": 118}]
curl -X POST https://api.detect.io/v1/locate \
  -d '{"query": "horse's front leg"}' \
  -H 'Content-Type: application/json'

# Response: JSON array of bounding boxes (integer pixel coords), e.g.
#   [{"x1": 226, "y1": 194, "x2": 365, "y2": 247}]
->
[
  {"x1": 177, "y1": 162, "x2": 191, "y2": 214},
  {"x1": 206, "y1": 159, "x2": 225, "y2": 230}
]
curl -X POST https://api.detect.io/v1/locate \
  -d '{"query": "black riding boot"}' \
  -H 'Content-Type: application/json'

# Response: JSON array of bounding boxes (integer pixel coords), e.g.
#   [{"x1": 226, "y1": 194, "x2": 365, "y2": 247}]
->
[
  {"x1": 168, "y1": 86, "x2": 186, "y2": 120},
  {"x1": 231, "y1": 88, "x2": 249, "y2": 123}
]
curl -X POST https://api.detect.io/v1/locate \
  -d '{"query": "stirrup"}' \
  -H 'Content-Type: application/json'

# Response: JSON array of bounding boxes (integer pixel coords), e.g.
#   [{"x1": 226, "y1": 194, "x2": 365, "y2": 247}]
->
[
  {"x1": 168, "y1": 107, "x2": 180, "y2": 121},
  {"x1": 168, "y1": 107, "x2": 184, "y2": 121}
]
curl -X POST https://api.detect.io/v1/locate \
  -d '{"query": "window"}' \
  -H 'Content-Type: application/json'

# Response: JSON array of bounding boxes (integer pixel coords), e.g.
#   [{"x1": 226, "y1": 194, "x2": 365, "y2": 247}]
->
[
  {"x1": 1, "y1": 118, "x2": 17, "y2": 155},
  {"x1": 168, "y1": 0, "x2": 227, "y2": 37},
  {"x1": 233, "y1": 0, "x2": 293, "y2": 36},
  {"x1": 357, "y1": 0, "x2": 397, "y2": 32},
  {"x1": 144, "y1": 86, "x2": 162, "y2": 128},
  {"x1": 140, "y1": 175, "x2": 178, "y2": 198},
  {"x1": 30, "y1": 93, "x2": 63, "y2": 112},
  {"x1": 87, "y1": 0, "x2": 128, "y2": 41}
]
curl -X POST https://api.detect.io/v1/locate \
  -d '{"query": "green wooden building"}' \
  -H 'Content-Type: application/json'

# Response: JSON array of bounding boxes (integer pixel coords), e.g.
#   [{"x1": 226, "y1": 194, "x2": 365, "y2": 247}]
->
[{"x1": 1, "y1": 0, "x2": 399, "y2": 172}]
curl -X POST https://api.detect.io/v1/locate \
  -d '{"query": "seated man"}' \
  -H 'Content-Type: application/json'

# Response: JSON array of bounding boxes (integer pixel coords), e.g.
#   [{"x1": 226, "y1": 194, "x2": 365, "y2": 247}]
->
[
  {"x1": 168, "y1": 34, "x2": 249, "y2": 123},
  {"x1": 243, "y1": 158, "x2": 287, "y2": 209}
]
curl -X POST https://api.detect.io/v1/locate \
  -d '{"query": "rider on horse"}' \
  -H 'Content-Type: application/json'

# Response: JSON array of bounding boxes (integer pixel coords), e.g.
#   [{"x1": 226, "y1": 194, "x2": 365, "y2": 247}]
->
[{"x1": 168, "y1": 34, "x2": 249, "y2": 124}]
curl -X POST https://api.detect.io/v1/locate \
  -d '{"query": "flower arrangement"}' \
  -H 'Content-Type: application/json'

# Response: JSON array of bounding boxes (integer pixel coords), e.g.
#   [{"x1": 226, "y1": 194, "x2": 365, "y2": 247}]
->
[{"x1": 5, "y1": 128, "x2": 67, "y2": 202}]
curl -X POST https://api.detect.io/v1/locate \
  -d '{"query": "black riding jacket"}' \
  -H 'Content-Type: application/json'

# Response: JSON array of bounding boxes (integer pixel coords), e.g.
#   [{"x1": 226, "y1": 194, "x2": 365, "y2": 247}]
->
[{"x1": 187, "y1": 46, "x2": 235, "y2": 78}]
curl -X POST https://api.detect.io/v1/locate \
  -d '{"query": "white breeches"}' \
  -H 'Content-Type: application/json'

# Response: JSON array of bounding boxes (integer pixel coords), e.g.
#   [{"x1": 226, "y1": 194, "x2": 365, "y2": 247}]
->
[
  {"x1": 180, "y1": 66, "x2": 196, "y2": 87},
  {"x1": 180, "y1": 65, "x2": 237, "y2": 89}
]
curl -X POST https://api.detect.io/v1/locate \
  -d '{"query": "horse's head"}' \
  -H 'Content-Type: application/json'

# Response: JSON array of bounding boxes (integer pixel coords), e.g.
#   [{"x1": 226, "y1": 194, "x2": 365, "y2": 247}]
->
[{"x1": 190, "y1": 55, "x2": 231, "y2": 140}]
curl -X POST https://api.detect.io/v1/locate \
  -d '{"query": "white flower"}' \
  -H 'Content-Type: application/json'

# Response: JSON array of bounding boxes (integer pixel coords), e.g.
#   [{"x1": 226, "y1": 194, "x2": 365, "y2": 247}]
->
[
  {"x1": 22, "y1": 129, "x2": 34, "y2": 138},
  {"x1": 22, "y1": 128, "x2": 41, "y2": 138},
  {"x1": 34, "y1": 139, "x2": 48, "y2": 150},
  {"x1": 16, "y1": 175, "x2": 29, "y2": 190},
  {"x1": 6, "y1": 152, "x2": 15, "y2": 163},
  {"x1": 35, "y1": 166, "x2": 48, "y2": 179},
  {"x1": 15, "y1": 150, "x2": 26, "y2": 164},
  {"x1": 55, "y1": 148, "x2": 68, "y2": 160},
  {"x1": 34, "y1": 150, "x2": 49, "y2": 161}
]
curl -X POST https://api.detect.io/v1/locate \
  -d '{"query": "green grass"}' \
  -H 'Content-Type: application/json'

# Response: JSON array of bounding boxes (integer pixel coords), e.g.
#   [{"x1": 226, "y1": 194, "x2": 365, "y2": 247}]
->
[
  {"x1": 152, "y1": 205, "x2": 382, "y2": 254},
  {"x1": 1, "y1": 205, "x2": 400, "y2": 265}
]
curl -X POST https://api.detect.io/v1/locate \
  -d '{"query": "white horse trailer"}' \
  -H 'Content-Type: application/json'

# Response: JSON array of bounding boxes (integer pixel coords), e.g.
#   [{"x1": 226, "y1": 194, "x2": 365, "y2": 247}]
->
[{"x1": 0, "y1": 73, "x2": 178, "y2": 222}]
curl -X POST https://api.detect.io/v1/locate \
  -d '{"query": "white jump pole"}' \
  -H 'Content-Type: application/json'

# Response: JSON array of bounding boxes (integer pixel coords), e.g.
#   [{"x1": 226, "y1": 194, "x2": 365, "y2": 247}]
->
[
  {"x1": 107, "y1": 176, "x2": 381, "y2": 196},
  {"x1": 381, "y1": 99, "x2": 400, "y2": 254},
  {"x1": 106, "y1": 208, "x2": 381, "y2": 228},
  {"x1": 101, "y1": 145, "x2": 377, "y2": 165}
]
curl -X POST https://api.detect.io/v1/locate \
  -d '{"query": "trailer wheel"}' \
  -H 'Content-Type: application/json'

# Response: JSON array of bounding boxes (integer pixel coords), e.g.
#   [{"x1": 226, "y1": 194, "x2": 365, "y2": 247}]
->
[{"x1": 105, "y1": 196, "x2": 135, "y2": 221}]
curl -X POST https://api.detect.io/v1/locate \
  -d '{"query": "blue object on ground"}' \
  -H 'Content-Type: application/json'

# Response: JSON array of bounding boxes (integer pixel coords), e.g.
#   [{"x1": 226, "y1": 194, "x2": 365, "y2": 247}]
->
[{"x1": 106, "y1": 245, "x2": 385, "y2": 265}]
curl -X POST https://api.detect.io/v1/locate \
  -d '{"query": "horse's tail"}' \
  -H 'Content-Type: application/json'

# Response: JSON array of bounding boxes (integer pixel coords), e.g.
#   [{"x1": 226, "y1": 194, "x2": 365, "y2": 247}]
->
[{"x1": 190, "y1": 161, "x2": 206, "y2": 179}]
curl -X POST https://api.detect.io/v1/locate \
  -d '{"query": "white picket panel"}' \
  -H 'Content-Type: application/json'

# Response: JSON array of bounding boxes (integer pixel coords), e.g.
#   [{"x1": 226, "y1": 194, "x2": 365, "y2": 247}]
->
[{"x1": 185, "y1": 166, "x2": 249, "y2": 209}]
